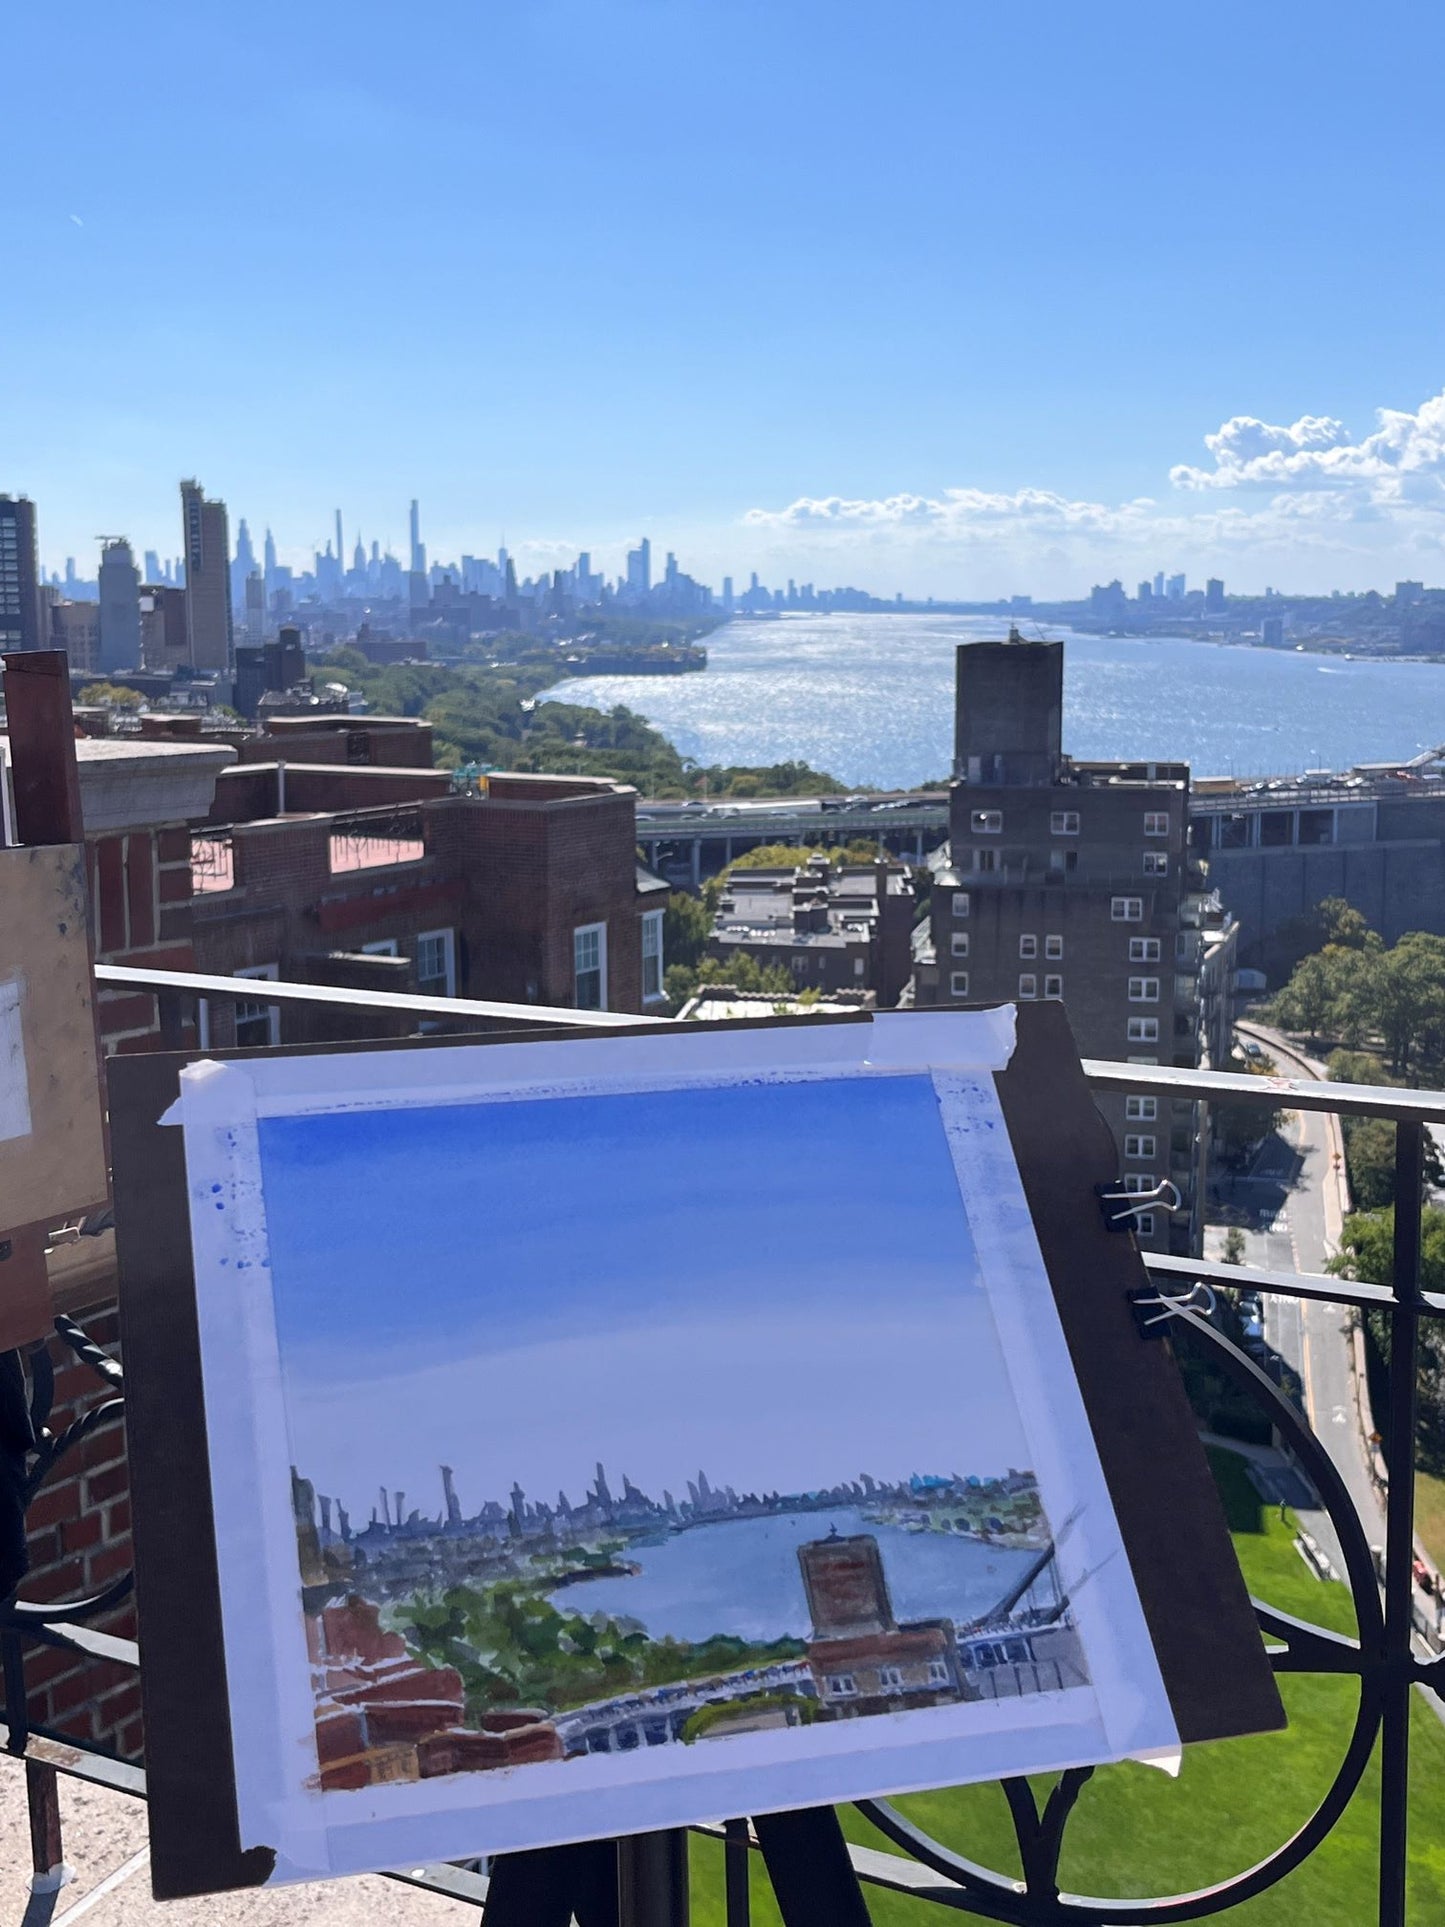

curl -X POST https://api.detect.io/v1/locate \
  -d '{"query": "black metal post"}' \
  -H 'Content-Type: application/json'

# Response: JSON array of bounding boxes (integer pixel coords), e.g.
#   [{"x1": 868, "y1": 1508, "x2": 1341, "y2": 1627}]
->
[
  {"x1": 753, "y1": 1809, "x2": 873, "y2": 1927},
  {"x1": 1379, "y1": 1118, "x2": 1425, "y2": 1927},
  {"x1": 724, "y1": 1819, "x2": 751, "y2": 1927},
  {"x1": 616, "y1": 1830, "x2": 689, "y2": 1927}
]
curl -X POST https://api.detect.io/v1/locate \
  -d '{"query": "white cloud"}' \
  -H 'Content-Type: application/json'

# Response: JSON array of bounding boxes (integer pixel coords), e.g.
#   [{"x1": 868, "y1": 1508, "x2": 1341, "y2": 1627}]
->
[
  {"x1": 738, "y1": 387, "x2": 1445, "y2": 594},
  {"x1": 1171, "y1": 390, "x2": 1445, "y2": 495}
]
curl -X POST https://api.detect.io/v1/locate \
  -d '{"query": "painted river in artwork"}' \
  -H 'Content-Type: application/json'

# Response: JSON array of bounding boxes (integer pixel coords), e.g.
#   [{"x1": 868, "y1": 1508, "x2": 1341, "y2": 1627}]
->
[{"x1": 548, "y1": 1507, "x2": 1043, "y2": 1645}]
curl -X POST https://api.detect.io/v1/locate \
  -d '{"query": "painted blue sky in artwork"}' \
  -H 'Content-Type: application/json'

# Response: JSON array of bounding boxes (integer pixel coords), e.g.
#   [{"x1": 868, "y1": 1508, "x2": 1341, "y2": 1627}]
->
[{"x1": 257, "y1": 1074, "x2": 1031, "y2": 1520}]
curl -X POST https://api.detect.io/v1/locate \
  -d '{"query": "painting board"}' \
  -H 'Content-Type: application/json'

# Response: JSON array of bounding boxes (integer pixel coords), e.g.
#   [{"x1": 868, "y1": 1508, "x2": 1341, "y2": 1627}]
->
[
  {"x1": 0, "y1": 845, "x2": 108, "y2": 1235},
  {"x1": 110, "y1": 1006, "x2": 1283, "y2": 1898}
]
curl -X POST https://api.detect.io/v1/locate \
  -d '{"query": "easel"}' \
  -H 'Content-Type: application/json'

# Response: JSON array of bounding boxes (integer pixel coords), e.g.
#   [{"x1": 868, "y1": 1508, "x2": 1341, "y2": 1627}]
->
[{"x1": 481, "y1": 1809, "x2": 873, "y2": 1925}]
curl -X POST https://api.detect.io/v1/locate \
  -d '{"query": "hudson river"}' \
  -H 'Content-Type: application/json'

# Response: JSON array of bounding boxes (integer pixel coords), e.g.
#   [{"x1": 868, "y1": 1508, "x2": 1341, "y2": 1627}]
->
[
  {"x1": 549, "y1": 1507, "x2": 1039, "y2": 1646},
  {"x1": 546, "y1": 614, "x2": 1445, "y2": 791}
]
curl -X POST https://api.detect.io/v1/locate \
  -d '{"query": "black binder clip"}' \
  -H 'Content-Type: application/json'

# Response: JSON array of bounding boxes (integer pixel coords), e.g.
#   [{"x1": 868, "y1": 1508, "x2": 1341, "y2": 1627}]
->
[
  {"x1": 1095, "y1": 1177, "x2": 1182, "y2": 1233},
  {"x1": 1128, "y1": 1280, "x2": 1215, "y2": 1340}
]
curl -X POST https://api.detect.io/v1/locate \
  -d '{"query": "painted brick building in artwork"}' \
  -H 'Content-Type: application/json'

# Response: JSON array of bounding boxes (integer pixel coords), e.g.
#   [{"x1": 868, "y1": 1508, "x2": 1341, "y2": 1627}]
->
[{"x1": 0, "y1": 697, "x2": 663, "y2": 1762}]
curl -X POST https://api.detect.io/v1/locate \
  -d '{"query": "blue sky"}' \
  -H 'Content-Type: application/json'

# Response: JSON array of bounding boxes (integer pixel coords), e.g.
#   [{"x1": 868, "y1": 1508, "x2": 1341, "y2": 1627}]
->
[
  {"x1": 10, "y1": 1, "x2": 1445, "y2": 596},
  {"x1": 257, "y1": 1075, "x2": 1030, "y2": 1519}
]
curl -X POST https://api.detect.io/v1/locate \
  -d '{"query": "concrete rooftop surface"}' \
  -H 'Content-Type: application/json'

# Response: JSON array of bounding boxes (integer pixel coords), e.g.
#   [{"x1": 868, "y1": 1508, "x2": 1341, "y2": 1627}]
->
[{"x1": 0, "y1": 1769, "x2": 469, "y2": 1927}]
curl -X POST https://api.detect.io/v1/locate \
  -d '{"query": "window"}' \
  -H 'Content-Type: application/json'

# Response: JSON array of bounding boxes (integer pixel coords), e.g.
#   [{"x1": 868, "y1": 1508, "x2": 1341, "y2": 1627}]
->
[
  {"x1": 361, "y1": 938, "x2": 399, "y2": 957},
  {"x1": 1128, "y1": 976, "x2": 1160, "y2": 1002},
  {"x1": 951, "y1": 932, "x2": 970, "y2": 957},
  {"x1": 926, "y1": 1659, "x2": 951, "y2": 1686},
  {"x1": 1125, "y1": 1133, "x2": 1157, "y2": 1159},
  {"x1": 1129, "y1": 937, "x2": 1161, "y2": 963},
  {"x1": 826, "y1": 1674, "x2": 858, "y2": 1698},
  {"x1": 1018, "y1": 934, "x2": 1037, "y2": 959},
  {"x1": 233, "y1": 963, "x2": 280, "y2": 1048},
  {"x1": 1127, "y1": 1016, "x2": 1160, "y2": 1043},
  {"x1": 1044, "y1": 974, "x2": 1063, "y2": 999},
  {"x1": 1111, "y1": 896, "x2": 1143, "y2": 921},
  {"x1": 1048, "y1": 848, "x2": 1078, "y2": 875},
  {"x1": 1018, "y1": 973, "x2": 1037, "y2": 999},
  {"x1": 878, "y1": 1666, "x2": 905, "y2": 1691},
  {"x1": 974, "y1": 848, "x2": 997, "y2": 874},
  {"x1": 1124, "y1": 1173, "x2": 1156, "y2": 1193},
  {"x1": 573, "y1": 922, "x2": 607, "y2": 1010},
  {"x1": 971, "y1": 809, "x2": 1003, "y2": 834},
  {"x1": 950, "y1": 970, "x2": 970, "y2": 997},
  {"x1": 1050, "y1": 810, "x2": 1080, "y2": 835},
  {"x1": 416, "y1": 928, "x2": 456, "y2": 998},
  {"x1": 1126, "y1": 1095, "x2": 1158, "y2": 1121},
  {"x1": 1142, "y1": 851, "x2": 1169, "y2": 876},
  {"x1": 640, "y1": 908, "x2": 665, "y2": 1002},
  {"x1": 1144, "y1": 811, "x2": 1170, "y2": 837},
  {"x1": 1135, "y1": 1213, "x2": 1156, "y2": 1238},
  {"x1": 1127, "y1": 1053, "x2": 1159, "y2": 1066},
  {"x1": 1044, "y1": 935, "x2": 1063, "y2": 960},
  {"x1": 952, "y1": 891, "x2": 970, "y2": 918}
]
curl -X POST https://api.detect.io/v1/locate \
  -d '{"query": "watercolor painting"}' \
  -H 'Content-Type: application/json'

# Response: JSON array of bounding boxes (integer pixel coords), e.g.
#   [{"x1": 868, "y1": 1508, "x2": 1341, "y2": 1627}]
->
[{"x1": 262, "y1": 1074, "x2": 1088, "y2": 1793}]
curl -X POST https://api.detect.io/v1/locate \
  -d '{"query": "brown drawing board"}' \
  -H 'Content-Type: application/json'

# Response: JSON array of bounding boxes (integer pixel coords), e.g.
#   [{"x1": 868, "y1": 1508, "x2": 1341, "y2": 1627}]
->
[{"x1": 109, "y1": 1003, "x2": 1282, "y2": 1898}]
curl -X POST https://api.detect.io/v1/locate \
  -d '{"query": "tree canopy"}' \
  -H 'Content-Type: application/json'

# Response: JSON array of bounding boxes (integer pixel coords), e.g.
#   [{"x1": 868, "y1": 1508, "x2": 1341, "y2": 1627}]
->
[{"x1": 1268, "y1": 907, "x2": 1445, "y2": 1081}]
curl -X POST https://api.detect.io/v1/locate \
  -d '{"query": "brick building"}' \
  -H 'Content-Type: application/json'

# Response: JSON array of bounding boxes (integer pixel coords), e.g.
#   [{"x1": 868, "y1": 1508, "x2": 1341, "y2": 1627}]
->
[
  {"x1": 708, "y1": 854, "x2": 915, "y2": 1005},
  {"x1": 913, "y1": 634, "x2": 1235, "y2": 1255},
  {"x1": 1, "y1": 701, "x2": 662, "y2": 1760}
]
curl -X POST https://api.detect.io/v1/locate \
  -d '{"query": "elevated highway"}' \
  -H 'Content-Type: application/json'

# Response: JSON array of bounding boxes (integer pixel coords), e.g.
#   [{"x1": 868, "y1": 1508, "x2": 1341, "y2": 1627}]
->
[{"x1": 636, "y1": 791, "x2": 950, "y2": 889}]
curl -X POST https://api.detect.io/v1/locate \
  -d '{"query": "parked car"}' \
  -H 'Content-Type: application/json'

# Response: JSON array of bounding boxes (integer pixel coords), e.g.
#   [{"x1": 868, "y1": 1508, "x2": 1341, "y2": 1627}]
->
[{"x1": 1241, "y1": 1039, "x2": 1265, "y2": 1061}]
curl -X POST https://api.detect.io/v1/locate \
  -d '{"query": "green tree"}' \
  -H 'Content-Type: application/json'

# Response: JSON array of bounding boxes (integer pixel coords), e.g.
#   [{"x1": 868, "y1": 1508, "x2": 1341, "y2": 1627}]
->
[
  {"x1": 1330, "y1": 1207, "x2": 1445, "y2": 1473},
  {"x1": 662, "y1": 891, "x2": 712, "y2": 971},
  {"x1": 1222, "y1": 1226, "x2": 1246, "y2": 1265},
  {"x1": 77, "y1": 680, "x2": 143, "y2": 708}
]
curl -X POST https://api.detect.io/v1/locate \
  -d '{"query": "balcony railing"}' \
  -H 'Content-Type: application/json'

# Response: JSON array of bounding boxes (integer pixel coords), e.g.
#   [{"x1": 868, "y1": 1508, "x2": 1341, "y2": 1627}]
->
[{"x1": 6, "y1": 976, "x2": 1443, "y2": 1925}]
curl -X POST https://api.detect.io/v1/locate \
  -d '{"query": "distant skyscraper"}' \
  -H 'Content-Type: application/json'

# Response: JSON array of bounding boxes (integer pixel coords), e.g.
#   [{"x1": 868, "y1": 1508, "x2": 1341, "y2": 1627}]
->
[
  {"x1": 179, "y1": 478, "x2": 233, "y2": 671},
  {"x1": 1152, "y1": 570, "x2": 1165, "y2": 599},
  {"x1": 626, "y1": 537, "x2": 652, "y2": 596},
  {"x1": 244, "y1": 571, "x2": 266, "y2": 643},
  {"x1": 143, "y1": 549, "x2": 162, "y2": 584},
  {"x1": 263, "y1": 526, "x2": 277, "y2": 586},
  {"x1": 409, "y1": 499, "x2": 426, "y2": 576},
  {"x1": 1165, "y1": 572, "x2": 1186, "y2": 600},
  {"x1": 335, "y1": 510, "x2": 344, "y2": 576},
  {"x1": 232, "y1": 517, "x2": 257, "y2": 612},
  {"x1": 1205, "y1": 577, "x2": 1225, "y2": 614},
  {"x1": 0, "y1": 495, "x2": 43, "y2": 651},
  {"x1": 97, "y1": 538, "x2": 141, "y2": 672}
]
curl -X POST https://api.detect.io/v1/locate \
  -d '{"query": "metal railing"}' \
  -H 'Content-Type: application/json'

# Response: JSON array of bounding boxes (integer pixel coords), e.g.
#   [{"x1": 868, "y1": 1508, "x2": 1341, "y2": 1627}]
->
[{"x1": 2, "y1": 986, "x2": 1440, "y2": 1923}]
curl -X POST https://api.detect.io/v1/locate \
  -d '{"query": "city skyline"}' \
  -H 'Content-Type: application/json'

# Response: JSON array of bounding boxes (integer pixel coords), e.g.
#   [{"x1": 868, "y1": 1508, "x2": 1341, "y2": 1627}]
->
[{"x1": 8, "y1": 3, "x2": 1445, "y2": 598}]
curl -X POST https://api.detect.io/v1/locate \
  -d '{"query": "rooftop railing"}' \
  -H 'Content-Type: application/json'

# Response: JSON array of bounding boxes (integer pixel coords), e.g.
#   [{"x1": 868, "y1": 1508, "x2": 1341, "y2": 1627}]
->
[{"x1": 5, "y1": 974, "x2": 1441, "y2": 1924}]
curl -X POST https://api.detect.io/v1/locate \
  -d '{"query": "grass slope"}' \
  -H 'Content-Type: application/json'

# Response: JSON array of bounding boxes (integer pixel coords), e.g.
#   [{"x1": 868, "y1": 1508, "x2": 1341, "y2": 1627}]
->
[{"x1": 687, "y1": 1448, "x2": 1445, "y2": 1924}]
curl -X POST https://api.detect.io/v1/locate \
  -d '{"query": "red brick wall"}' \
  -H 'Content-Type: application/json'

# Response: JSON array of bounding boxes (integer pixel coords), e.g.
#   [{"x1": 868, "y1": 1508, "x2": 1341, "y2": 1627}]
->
[{"x1": 90, "y1": 825, "x2": 198, "y2": 1053}]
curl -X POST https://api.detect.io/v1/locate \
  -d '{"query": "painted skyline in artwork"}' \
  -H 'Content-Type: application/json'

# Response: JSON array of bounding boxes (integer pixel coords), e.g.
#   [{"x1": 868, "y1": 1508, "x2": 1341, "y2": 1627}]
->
[{"x1": 258, "y1": 1074, "x2": 1032, "y2": 1513}]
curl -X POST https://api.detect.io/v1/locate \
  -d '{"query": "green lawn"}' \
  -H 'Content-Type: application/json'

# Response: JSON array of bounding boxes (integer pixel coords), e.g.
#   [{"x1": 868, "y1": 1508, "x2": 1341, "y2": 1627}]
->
[
  {"x1": 1414, "y1": 1468, "x2": 1445, "y2": 1577},
  {"x1": 686, "y1": 1449, "x2": 1445, "y2": 1924}
]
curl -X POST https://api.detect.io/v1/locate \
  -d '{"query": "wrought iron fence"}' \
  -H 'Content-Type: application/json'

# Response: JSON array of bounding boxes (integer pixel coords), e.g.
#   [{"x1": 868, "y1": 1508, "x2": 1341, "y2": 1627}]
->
[{"x1": 4, "y1": 983, "x2": 1443, "y2": 1924}]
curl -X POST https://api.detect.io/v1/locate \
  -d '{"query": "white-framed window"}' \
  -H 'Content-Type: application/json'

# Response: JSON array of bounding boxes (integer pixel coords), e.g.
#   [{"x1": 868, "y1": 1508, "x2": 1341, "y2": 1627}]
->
[
  {"x1": 1111, "y1": 896, "x2": 1144, "y2": 921},
  {"x1": 1142, "y1": 851, "x2": 1169, "y2": 876},
  {"x1": 1128, "y1": 976, "x2": 1160, "y2": 1002},
  {"x1": 1127, "y1": 1016, "x2": 1160, "y2": 1043},
  {"x1": 1125, "y1": 1133, "x2": 1157, "y2": 1159},
  {"x1": 950, "y1": 970, "x2": 970, "y2": 997},
  {"x1": 952, "y1": 891, "x2": 970, "y2": 918},
  {"x1": 1050, "y1": 810, "x2": 1080, "y2": 835},
  {"x1": 1019, "y1": 933, "x2": 1037, "y2": 959},
  {"x1": 1144, "y1": 811, "x2": 1170, "y2": 837},
  {"x1": 1129, "y1": 936, "x2": 1161, "y2": 963},
  {"x1": 361, "y1": 938, "x2": 400, "y2": 957},
  {"x1": 974, "y1": 848, "x2": 997, "y2": 874},
  {"x1": 1123, "y1": 1173, "x2": 1156, "y2": 1194},
  {"x1": 1044, "y1": 974, "x2": 1063, "y2": 999},
  {"x1": 951, "y1": 932, "x2": 970, "y2": 957},
  {"x1": 573, "y1": 922, "x2": 607, "y2": 1010},
  {"x1": 927, "y1": 1658, "x2": 951, "y2": 1685},
  {"x1": 1045, "y1": 935, "x2": 1063, "y2": 960},
  {"x1": 416, "y1": 927, "x2": 457, "y2": 998},
  {"x1": 641, "y1": 908, "x2": 665, "y2": 1002},
  {"x1": 233, "y1": 963, "x2": 280, "y2": 1048},
  {"x1": 878, "y1": 1665, "x2": 905, "y2": 1691},
  {"x1": 1126, "y1": 1094, "x2": 1158, "y2": 1121},
  {"x1": 971, "y1": 809, "x2": 1003, "y2": 834},
  {"x1": 1135, "y1": 1212, "x2": 1156, "y2": 1238},
  {"x1": 827, "y1": 1674, "x2": 858, "y2": 1697},
  {"x1": 1018, "y1": 973, "x2": 1037, "y2": 999}
]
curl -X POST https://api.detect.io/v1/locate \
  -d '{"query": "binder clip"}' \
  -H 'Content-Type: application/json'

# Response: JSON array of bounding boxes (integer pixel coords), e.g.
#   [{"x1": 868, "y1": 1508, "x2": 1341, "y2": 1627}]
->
[
  {"x1": 1128, "y1": 1280, "x2": 1216, "y2": 1340},
  {"x1": 1095, "y1": 1177, "x2": 1182, "y2": 1233}
]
